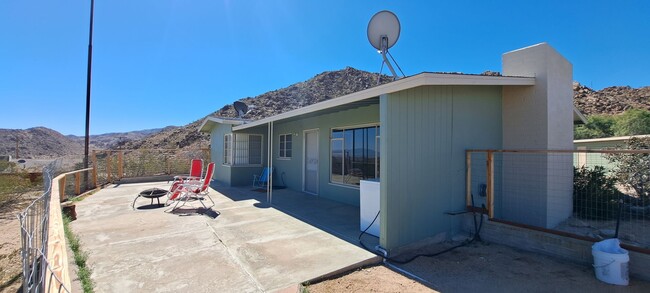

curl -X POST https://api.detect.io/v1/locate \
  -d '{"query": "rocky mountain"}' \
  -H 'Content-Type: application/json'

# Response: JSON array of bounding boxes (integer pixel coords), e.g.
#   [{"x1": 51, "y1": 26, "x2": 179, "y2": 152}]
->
[
  {"x1": 573, "y1": 82, "x2": 650, "y2": 115},
  {"x1": 119, "y1": 67, "x2": 394, "y2": 150},
  {"x1": 0, "y1": 127, "x2": 84, "y2": 158},
  {"x1": 67, "y1": 127, "x2": 174, "y2": 150},
  {"x1": 0, "y1": 127, "x2": 168, "y2": 159},
  {"x1": 211, "y1": 67, "x2": 394, "y2": 120},
  {"x1": 97, "y1": 69, "x2": 650, "y2": 151}
]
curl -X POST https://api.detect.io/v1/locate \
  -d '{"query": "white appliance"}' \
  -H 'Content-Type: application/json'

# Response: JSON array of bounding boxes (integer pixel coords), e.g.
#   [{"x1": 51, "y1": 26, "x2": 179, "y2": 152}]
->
[{"x1": 360, "y1": 179, "x2": 380, "y2": 237}]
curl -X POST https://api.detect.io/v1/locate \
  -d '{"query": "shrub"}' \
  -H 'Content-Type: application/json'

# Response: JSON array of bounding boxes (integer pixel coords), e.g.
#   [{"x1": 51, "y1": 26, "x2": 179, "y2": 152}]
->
[
  {"x1": 605, "y1": 137, "x2": 650, "y2": 203},
  {"x1": 573, "y1": 166, "x2": 622, "y2": 220}
]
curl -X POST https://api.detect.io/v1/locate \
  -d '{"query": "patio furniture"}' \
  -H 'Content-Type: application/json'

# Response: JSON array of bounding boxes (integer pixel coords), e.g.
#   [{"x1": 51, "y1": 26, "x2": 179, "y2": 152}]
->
[
  {"x1": 166, "y1": 162, "x2": 216, "y2": 212},
  {"x1": 253, "y1": 167, "x2": 273, "y2": 188},
  {"x1": 172, "y1": 158, "x2": 203, "y2": 182},
  {"x1": 132, "y1": 188, "x2": 169, "y2": 209}
]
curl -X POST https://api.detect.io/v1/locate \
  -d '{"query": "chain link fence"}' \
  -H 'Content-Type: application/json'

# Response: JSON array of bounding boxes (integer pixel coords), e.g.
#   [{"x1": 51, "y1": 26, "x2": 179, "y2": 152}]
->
[{"x1": 17, "y1": 159, "x2": 70, "y2": 293}]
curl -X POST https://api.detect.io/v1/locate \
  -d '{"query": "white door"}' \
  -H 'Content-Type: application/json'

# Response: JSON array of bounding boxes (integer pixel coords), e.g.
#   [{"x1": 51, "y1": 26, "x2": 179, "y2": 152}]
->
[{"x1": 304, "y1": 129, "x2": 319, "y2": 195}]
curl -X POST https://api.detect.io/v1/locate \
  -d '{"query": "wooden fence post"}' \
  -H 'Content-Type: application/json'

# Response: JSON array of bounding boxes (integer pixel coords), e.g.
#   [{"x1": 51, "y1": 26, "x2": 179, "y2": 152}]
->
[
  {"x1": 118, "y1": 151, "x2": 124, "y2": 179},
  {"x1": 107, "y1": 151, "x2": 112, "y2": 183},
  {"x1": 486, "y1": 151, "x2": 494, "y2": 218},
  {"x1": 58, "y1": 176, "x2": 66, "y2": 202},
  {"x1": 74, "y1": 173, "x2": 81, "y2": 195},
  {"x1": 92, "y1": 150, "x2": 98, "y2": 187}
]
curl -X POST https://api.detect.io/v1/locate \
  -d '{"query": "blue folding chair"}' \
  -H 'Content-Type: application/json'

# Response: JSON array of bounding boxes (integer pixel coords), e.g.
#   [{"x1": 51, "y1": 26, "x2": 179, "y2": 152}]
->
[{"x1": 253, "y1": 167, "x2": 273, "y2": 188}]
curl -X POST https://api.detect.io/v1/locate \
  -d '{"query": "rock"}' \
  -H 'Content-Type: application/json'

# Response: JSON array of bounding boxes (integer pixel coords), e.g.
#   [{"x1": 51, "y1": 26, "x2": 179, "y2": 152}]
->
[
  {"x1": 599, "y1": 229, "x2": 616, "y2": 238},
  {"x1": 452, "y1": 233, "x2": 471, "y2": 242},
  {"x1": 566, "y1": 218, "x2": 590, "y2": 227},
  {"x1": 619, "y1": 233, "x2": 636, "y2": 242},
  {"x1": 61, "y1": 202, "x2": 77, "y2": 221}
]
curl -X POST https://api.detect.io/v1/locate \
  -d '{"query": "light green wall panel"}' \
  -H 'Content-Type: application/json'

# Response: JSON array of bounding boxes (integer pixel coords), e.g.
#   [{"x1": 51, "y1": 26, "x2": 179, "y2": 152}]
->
[
  {"x1": 210, "y1": 124, "x2": 233, "y2": 186},
  {"x1": 380, "y1": 85, "x2": 502, "y2": 250},
  {"x1": 266, "y1": 103, "x2": 380, "y2": 206},
  {"x1": 574, "y1": 139, "x2": 629, "y2": 173}
]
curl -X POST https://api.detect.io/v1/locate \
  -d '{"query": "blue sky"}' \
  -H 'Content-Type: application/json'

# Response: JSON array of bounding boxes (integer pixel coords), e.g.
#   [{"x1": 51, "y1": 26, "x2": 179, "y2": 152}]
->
[{"x1": 1, "y1": 0, "x2": 649, "y2": 135}]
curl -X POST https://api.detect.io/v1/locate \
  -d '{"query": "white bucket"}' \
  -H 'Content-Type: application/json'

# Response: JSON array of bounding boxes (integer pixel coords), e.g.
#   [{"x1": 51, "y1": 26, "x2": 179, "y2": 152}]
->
[{"x1": 592, "y1": 238, "x2": 629, "y2": 286}]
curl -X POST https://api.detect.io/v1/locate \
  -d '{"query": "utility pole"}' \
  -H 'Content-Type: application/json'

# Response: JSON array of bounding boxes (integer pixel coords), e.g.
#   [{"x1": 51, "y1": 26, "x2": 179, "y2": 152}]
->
[{"x1": 84, "y1": 0, "x2": 95, "y2": 189}]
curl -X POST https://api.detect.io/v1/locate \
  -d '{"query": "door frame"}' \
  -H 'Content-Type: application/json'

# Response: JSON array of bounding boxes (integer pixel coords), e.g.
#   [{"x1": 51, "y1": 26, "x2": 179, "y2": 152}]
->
[{"x1": 302, "y1": 128, "x2": 319, "y2": 195}]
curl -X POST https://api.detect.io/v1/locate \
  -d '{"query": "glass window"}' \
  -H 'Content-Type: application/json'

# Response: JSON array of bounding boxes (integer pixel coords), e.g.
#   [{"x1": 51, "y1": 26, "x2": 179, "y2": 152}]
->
[
  {"x1": 224, "y1": 134, "x2": 232, "y2": 165},
  {"x1": 330, "y1": 125, "x2": 380, "y2": 186},
  {"x1": 225, "y1": 133, "x2": 263, "y2": 166},
  {"x1": 249, "y1": 135, "x2": 262, "y2": 165},
  {"x1": 279, "y1": 134, "x2": 292, "y2": 159}
]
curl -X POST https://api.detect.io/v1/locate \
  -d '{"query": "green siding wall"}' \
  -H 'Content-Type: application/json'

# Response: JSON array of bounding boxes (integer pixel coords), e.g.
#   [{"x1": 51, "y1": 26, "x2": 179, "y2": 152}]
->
[
  {"x1": 209, "y1": 124, "x2": 268, "y2": 187},
  {"x1": 268, "y1": 104, "x2": 380, "y2": 206},
  {"x1": 210, "y1": 124, "x2": 233, "y2": 186},
  {"x1": 380, "y1": 85, "x2": 503, "y2": 250},
  {"x1": 574, "y1": 139, "x2": 629, "y2": 173}
]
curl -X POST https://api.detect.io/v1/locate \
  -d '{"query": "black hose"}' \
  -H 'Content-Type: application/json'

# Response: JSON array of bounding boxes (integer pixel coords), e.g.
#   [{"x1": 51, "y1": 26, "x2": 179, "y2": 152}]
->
[
  {"x1": 615, "y1": 197, "x2": 623, "y2": 239},
  {"x1": 359, "y1": 210, "x2": 381, "y2": 241},
  {"x1": 358, "y1": 201, "x2": 485, "y2": 265}
]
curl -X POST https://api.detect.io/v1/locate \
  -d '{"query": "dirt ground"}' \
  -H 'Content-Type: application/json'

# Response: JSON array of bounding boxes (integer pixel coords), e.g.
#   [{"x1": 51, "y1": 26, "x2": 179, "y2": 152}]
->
[
  {"x1": 307, "y1": 241, "x2": 650, "y2": 293},
  {"x1": 307, "y1": 265, "x2": 434, "y2": 293},
  {"x1": 0, "y1": 191, "x2": 40, "y2": 293}
]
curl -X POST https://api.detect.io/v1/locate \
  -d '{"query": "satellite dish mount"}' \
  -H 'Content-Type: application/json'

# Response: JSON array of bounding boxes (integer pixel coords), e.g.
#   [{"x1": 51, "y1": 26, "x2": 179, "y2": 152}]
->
[{"x1": 367, "y1": 10, "x2": 404, "y2": 80}]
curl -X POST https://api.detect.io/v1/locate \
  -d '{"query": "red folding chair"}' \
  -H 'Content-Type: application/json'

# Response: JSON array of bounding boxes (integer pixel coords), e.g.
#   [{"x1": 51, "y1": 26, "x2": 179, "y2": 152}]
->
[
  {"x1": 173, "y1": 158, "x2": 203, "y2": 182},
  {"x1": 166, "y1": 162, "x2": 215, "y2": 212}
]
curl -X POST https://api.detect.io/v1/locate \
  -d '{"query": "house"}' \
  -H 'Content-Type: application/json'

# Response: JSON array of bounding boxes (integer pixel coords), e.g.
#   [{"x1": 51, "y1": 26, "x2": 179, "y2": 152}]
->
[
  {"x1": 574, "y1": 134, "x2": 650, "y2": 171},
  {"x1": 198, "y1": 43, "x2": 576, "y2": 252},
  {"x1": 574, "y1": 135, "x2": 650, "y2": 150}
]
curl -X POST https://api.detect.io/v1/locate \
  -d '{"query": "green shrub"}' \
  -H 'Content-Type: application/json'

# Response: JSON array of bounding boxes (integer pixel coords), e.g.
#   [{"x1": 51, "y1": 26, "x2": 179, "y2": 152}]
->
[{"x1": 573, "y1": 166, "x2": 622, "y2": 220}]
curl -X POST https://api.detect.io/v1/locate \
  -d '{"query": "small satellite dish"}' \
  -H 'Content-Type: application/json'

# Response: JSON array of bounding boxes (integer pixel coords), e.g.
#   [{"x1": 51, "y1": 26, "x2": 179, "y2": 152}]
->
[
  {"x1": 233, "y1": 101, "x2": 249, "y2": 118},
  {"x1": 367, "y1": 10, "x2": 400, "y2": 51},
  {"x1": 367, "y1": 10, "x2": 404, "y2": 80}
]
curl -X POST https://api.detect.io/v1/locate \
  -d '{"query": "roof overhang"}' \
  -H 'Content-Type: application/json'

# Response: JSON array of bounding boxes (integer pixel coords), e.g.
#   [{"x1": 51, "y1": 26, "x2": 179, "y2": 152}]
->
[
  {"x1": 198, "y1": 117, "x2": 248, "y2": 133},
  {"x1": 573, "y1": 106, "x2": 587, "y2": 125},
  {"x1": 574, "y1": 134, "x2": 650, "y2": 144},
  {"x1": 234, "y1": 72, "x2": 535, "y2": 131}
]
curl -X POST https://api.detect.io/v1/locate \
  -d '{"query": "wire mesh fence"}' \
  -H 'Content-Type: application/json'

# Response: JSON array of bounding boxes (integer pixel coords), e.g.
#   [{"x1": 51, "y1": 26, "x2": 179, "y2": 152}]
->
[
  {"x1": 92, "y1": 148, "x2": 210, "y2": 186},
  {"x1": 17, "y1": 159, "x2": 70, "y2": 293},
  {"x1": 14, "y1": 148, "x2": 211, "y2": 292},
  {"x1": 468, "y1": 149, "x2": 650, "y2": 250}
]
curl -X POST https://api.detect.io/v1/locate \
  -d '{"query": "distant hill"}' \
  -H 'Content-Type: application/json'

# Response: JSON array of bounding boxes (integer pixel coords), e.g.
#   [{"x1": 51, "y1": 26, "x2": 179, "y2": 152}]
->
[
  {"x1": 67, "y1": 127, "x2": 175, "y2": 150},
  {"x1": 0, "y1": 127, "x2": 83, "y2": 159},
  {"x1": 0, "y1": 127, "x2": 168, "y2": 159}
]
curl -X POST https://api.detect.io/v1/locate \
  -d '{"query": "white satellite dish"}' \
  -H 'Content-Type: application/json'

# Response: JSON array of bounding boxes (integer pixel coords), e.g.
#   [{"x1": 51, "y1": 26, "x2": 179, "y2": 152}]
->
[
  {"x1": 367, "y1": 10, "x2": 400, "y2": 50},
  {"x1": 367, "y1": 10, "x2": 403, "y2": 79}
]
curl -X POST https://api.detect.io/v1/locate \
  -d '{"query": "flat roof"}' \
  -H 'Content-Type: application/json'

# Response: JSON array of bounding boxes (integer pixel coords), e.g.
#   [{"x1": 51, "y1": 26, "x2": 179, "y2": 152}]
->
[{"x1": 233, "y1": 72, "x2": 535, "y2": 131}]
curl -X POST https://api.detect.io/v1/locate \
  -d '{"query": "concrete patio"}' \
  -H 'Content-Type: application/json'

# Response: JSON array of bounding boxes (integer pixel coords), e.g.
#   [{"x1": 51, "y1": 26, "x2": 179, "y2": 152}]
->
[{"x1": 70, "y1": 182, "x2": 379, "y2": 292}]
